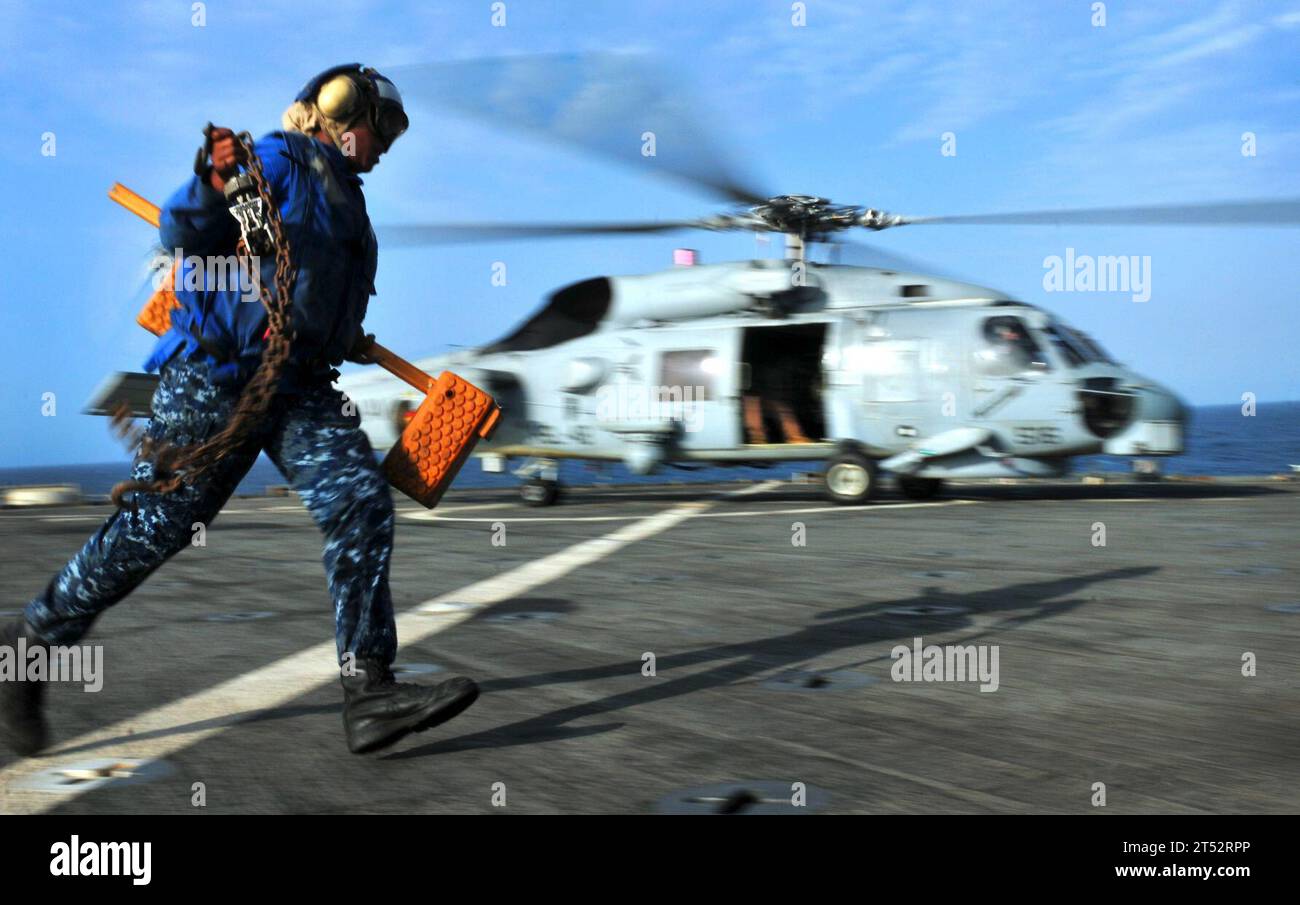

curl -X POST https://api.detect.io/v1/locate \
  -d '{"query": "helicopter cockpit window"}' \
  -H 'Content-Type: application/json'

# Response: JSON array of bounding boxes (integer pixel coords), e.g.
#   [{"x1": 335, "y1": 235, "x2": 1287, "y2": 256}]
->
[
  {"x1": 977, "y1": 315, "x2": 1050, "y2": 375},
  {"x1": 659, "y1": 350, "x2": 718, "y2": 401},
  {"x1": 1067, "y1": 327, "x2": 1115, "y2": 364},
  {"x1": 1042, "y1": 323, "x2": 1088, "y2": 368}
]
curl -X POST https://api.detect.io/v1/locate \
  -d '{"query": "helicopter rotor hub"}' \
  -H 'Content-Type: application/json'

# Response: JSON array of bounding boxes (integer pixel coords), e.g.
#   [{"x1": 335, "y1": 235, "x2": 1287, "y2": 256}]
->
[{"x1": 746, "y1": 194, "x2": 899, "y2": 239}]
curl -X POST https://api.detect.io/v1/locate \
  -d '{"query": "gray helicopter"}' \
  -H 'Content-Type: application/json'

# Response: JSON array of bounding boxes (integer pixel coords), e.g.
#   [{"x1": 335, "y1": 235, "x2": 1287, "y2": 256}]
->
[{"x1": 337, "y1": 55, "x2": 1297, "y2": 506}]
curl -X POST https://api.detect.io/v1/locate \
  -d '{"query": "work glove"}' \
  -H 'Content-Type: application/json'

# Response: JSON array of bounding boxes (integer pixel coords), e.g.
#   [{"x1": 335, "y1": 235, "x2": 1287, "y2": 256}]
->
[{"x1": 346, "y1": 331, "x2": 379, "y2": 365}]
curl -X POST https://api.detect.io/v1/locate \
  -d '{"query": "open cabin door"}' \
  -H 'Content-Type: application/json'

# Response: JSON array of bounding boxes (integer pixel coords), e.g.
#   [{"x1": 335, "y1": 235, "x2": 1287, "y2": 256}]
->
[{"x1": 738, "y1": 323, "x2": 829, "y2": 445}]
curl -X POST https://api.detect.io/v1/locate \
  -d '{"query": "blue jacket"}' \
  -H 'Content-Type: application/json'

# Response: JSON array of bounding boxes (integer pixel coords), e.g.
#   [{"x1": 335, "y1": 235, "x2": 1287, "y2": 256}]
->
[{"x1": 145, "y1": 130, "x2": 378, "y2": 387}]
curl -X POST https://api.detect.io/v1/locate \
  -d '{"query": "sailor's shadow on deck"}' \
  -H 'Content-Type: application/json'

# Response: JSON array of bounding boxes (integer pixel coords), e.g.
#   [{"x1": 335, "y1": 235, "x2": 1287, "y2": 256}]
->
[{"x1": 385, "y1": 566, "x2": 1156, "y2": 760}]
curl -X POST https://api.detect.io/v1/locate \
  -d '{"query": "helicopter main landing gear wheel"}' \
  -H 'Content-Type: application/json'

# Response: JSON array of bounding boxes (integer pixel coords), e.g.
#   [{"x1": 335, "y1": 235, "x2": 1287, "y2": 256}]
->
[
  {"x1": 521, "y1": 477, "x2": 560, "y2": 507},
  {"x1": 823, "y1": 449, "x2": 878, "y2": 505},
  {"x1": 897, "y1": 475, "x2": 944, "y2": 501}
]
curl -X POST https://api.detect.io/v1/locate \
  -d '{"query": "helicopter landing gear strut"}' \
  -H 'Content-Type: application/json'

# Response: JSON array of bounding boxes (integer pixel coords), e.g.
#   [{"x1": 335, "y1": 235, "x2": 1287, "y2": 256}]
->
[
  {"x1": 516, "y1": 458, "x2": 561, "y2": 507},
  {"x1": 822, "y1": 446, "x2": 878, "y2": 506}
]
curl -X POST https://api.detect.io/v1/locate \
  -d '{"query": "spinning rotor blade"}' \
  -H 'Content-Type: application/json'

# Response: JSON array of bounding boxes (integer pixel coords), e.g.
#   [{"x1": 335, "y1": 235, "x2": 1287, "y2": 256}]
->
[
  {"x1": 388, "y1": 53, "x2": 769, "y2": 205},
  {"x1": 379, "y1": 220, "x2": 706, "y2": 246},
  {"x1": 816, "y1": 239, "x2": 959, "y2": 278},
  {"x1": 897, "y1": 198, "x2": 1300, "y2": 228}
]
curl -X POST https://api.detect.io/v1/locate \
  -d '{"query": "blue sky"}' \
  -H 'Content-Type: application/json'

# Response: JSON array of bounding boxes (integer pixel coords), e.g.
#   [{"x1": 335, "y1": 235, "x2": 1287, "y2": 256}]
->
[{"x1": 0, "y1": 0, "x2": 1297, "y2": 466}]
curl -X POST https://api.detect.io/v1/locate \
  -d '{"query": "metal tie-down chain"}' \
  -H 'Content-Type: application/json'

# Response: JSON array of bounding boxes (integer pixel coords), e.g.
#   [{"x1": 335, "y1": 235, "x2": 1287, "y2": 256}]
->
[{"x1": 111, "y1": 132, "x2": 298, "y2": 507}]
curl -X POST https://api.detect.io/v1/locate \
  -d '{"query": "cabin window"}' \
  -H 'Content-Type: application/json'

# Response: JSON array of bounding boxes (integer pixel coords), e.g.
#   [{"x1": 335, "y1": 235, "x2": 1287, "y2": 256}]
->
[{"x1": 658, "y1": 349, "x2": 719, "y2": 401}]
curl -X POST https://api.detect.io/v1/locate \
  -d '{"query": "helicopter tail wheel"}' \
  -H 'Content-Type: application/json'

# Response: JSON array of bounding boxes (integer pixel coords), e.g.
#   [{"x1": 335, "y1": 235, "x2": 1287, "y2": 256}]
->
[
  {"x1": 897, "y1": 475, "x2": 944, "y2": 501},
  {"x1": 521, "y1": 477, "x2": 560, "y2": 507},
  {"x1": 823, "y1": 450, "x2": 878, "y2": 505}
]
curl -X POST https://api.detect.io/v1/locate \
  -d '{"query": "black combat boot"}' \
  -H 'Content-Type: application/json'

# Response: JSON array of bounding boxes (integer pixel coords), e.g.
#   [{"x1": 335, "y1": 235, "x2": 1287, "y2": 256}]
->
[
  {"x1": 341, "y1": 659, "x2": 479, "y2": 754},
  {"x1": 0, "y1": 618, "x2": 49, "y2": 757}
]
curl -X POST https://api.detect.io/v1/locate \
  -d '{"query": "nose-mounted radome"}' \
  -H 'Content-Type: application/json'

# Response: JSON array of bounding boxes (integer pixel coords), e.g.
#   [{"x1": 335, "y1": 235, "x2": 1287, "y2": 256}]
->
[{"x1": 1085, "y1": 378, "x2": 1187, "y2": 455}]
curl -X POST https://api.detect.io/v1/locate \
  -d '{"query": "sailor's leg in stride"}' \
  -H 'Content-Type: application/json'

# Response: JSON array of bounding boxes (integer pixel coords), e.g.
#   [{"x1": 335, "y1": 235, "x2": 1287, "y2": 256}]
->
[
  {"x1": 2, "y1": 360, "x2": 258, "y2": 757},
  {"x1": 265, "y1": 381, "x2": 398, "y2": 666},
  {"x1": 265, "y1": 381, "x2": 478, "y2": 754},
  {"x1": 22, "y1": 360, "x2": 258, "y2": 645}
]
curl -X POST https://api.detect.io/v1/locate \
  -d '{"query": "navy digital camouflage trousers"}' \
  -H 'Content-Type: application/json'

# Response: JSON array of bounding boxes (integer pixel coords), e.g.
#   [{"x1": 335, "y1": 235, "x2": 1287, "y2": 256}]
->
[{"x1": 23, "y1": 359, "x2": 397, "y2": 666}]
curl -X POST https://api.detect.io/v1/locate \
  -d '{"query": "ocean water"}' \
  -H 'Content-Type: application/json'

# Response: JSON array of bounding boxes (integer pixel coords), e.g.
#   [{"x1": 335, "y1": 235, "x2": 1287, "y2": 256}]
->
[{"x1": 2, "y1": 402, "x2": 1296, "y2": 499}]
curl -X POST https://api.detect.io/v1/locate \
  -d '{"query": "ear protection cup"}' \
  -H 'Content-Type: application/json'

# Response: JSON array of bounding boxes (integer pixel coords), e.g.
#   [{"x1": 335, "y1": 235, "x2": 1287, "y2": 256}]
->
[
  {"x1": 316, "y1": 73, "x2": 364, "y2": 122},
  {"x1": 293, "y1": 63, "x2": 407, "y2": 145}
]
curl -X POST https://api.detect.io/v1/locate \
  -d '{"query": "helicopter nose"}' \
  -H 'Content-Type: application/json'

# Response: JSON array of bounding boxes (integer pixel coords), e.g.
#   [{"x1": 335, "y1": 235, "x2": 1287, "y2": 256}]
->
[{"x1": 1099, "y1": 379, "x2": 1188, "y2": 456}]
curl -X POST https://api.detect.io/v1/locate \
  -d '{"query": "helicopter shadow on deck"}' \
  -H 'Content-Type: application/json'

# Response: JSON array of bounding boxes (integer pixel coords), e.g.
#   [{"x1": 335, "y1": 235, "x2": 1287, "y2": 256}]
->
[{"x1": 383, "y1": 565, "x2": 1157, "y2": 760}]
